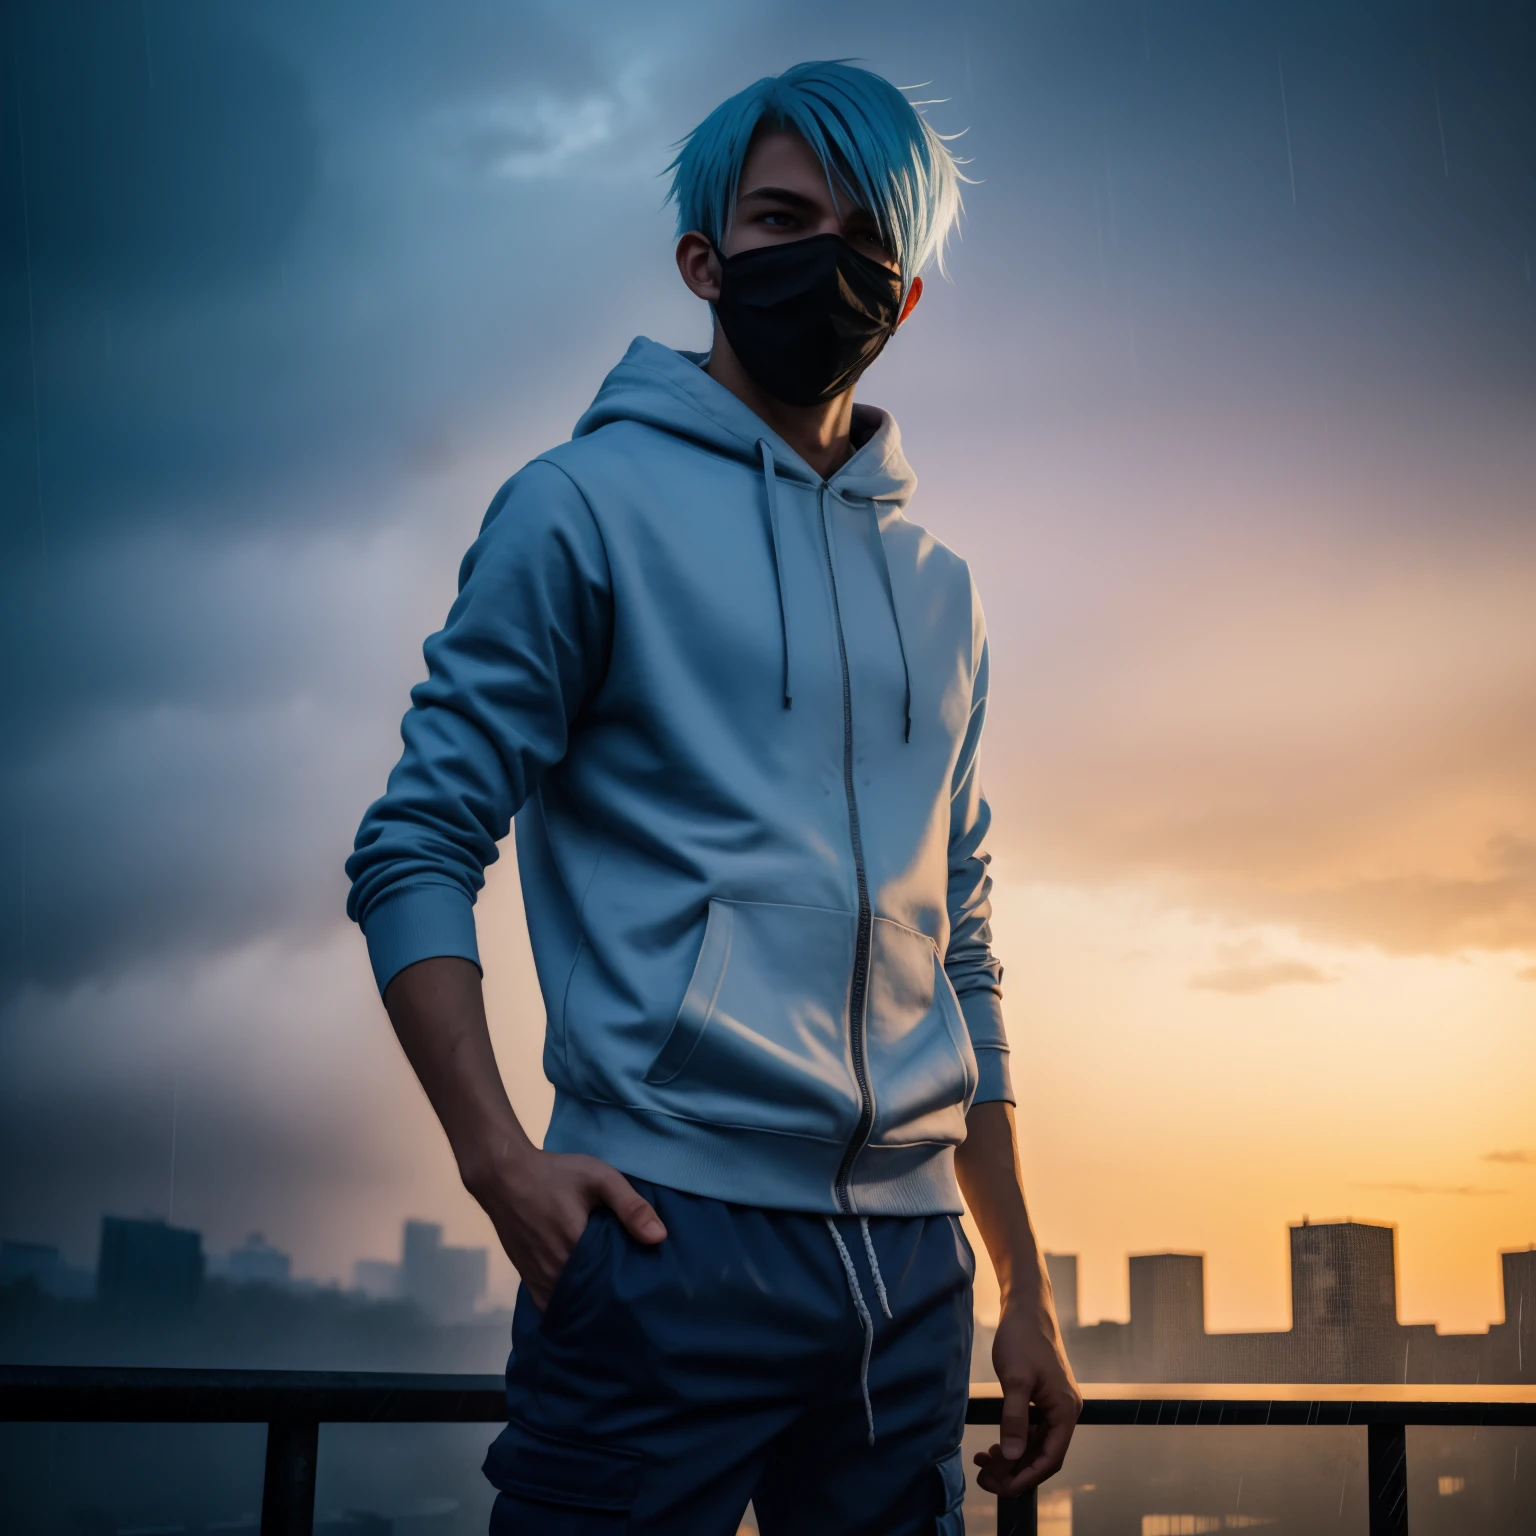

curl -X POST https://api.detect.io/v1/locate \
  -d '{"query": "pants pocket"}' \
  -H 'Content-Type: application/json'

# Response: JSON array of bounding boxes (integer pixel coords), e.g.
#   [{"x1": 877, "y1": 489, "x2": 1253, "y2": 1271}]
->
[
  {"x1": 538, "y1": 1207, "x2": 610, "y2": 1328},
  {"x1": 933, "y1": 1444, "x2": 966, "y2": 1535},
  {"x1": 485, "y1": 1418, "x2": 640, "y2": 1533}
]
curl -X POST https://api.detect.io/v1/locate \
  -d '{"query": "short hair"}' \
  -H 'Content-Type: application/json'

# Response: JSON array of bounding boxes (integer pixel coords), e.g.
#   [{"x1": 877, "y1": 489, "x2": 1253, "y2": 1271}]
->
[{"x1": 665, "y1": 60, "x2": 967, "y2": 300}]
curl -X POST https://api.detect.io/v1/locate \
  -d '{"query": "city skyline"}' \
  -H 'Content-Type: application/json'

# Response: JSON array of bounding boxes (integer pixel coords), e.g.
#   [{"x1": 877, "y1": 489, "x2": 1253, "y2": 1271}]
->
[{"x1": 8, "y1": 1207, "x2": 1534, "y2": 1354}]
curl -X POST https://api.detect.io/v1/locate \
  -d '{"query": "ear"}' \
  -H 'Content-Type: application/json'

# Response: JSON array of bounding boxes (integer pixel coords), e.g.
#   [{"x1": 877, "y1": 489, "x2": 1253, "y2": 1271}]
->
[
  {"x1": 676, "y1": 232, "x2": 723, "y2": 303},
  {"x1": 896, "y1": 275, "x2": 923, "y2": 328}
]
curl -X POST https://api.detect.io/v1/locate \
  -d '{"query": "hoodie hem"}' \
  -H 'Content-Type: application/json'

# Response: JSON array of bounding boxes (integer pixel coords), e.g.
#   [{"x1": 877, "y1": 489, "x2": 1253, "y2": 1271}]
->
[{"x1": 545, "y1": 1094, "x2": 964, "y2": 1216}]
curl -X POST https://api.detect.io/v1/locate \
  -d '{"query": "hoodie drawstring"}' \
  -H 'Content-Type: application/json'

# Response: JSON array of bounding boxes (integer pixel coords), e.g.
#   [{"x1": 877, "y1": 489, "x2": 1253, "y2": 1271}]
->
[
  {"x1": 757, "y1": 440, "x2": 793, "y2": 711},
  {"x1": 757, "y1": 441, "x2": 912, "y2": 742},
  {"x1": 825, "y1": 1215, "x2": 893, "y2": 1446},
  {"x1": 861, "y1": 499, "x2": 913, "y2": 743}
]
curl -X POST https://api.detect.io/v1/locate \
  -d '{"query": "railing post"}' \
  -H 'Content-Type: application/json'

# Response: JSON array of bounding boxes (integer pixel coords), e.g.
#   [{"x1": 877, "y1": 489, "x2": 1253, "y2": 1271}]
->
[
  {"x1": 1366, "y1": 1421, "x2": 1408, "y2": 1536},
  {"x1": 261, "y1": 1417, "x2": 319, "y2": 1536},
  {"x1": 997, "y1": 1487, "x2": 1038, "y2": 1536}
]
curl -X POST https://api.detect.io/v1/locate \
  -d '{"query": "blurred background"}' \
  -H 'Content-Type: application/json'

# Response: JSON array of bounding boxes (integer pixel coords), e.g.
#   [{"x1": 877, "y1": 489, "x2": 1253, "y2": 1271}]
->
[{"x1": 2, "y1": 1, "x2": 1533, "y2": 1531}]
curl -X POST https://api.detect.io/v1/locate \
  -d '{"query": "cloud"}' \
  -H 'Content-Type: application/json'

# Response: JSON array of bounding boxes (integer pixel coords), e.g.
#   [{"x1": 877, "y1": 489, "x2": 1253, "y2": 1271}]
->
[
  {"x1": 1188, "y1": 940, "x2": 1335, "y2": 995},
  {"x1": 1190, "y1": 958, "x2": 1336, "y2": 995},
  {"x1": 1355, "y1": 1183, "x2": 1508, "y2": 1198},
  {"x1": 0, "y1": 928, "x2": 479, "y2": 1278},
  {"x1": 1482, "y1": 1151, "x2": 1536, "y2": 1166},
  {"x1": 979, "y1": 442, "x2": 1536, "y2": 959},
  {"x1": 1249, "y1": 839, "x2": 1536, "y2": 958},
  {"x1": 0, "y1": 518, "x2": 455, "y2": 997},
  {"x1": 9, "y1": 2, "x2": 316, "y2": 297},
  {"x1": 429, "y1": 59, "x2": 658, "y2": 181}
]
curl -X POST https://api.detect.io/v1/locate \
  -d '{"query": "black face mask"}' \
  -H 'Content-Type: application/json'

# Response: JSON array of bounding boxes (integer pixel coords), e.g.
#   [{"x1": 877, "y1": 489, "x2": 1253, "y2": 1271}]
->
[{"x1": 712, "y1": 233, "x2": 904, "y2": 408}]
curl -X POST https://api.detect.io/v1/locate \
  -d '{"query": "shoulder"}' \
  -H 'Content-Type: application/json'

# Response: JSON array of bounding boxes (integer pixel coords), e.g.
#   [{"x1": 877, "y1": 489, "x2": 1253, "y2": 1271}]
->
[
  {"x1": 537, "y1": 420, "x2": 681, "y2": 481},
  {"x1": 883, "y1": 511, "x2": 984, "y2": 612},
  {"x1": 882, "y1": 511, "x2": 989, "y2": 680},
  {"x1": 458, "y1": 457, "x2": 609, "y2": 590}
]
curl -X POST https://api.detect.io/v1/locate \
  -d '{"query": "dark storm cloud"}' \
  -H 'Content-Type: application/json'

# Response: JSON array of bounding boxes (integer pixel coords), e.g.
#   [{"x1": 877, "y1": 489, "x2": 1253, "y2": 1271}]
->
[
  {"x1": 2, "y1": 0, "x2": 680, "y2": 551},
  {"x1": 0, "y1": 930, "x2": 442, "y2": 1267},
  {"x1": 0, "y1": 0, "x2": 712, "y2": 999},
  {"x1": 892, "y1": 1, "x2": 1536, "y2": 429},
  {"x1": 6, "y1": 2, "x2": 316, "y2": 296}
]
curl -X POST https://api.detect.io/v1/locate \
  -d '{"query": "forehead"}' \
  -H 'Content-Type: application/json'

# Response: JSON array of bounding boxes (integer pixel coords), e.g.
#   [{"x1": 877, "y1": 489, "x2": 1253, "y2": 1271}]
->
[{"x1": 736, "y1": 127, "x2": 865, "y2": 212}]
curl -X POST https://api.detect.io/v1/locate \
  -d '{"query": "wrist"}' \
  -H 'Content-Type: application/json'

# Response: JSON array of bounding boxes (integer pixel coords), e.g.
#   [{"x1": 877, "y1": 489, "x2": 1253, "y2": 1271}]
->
[
  {"x1": 996, "y1": 1260, "x2": 1056, "y2": 1323},
  {"x1": 454, "y1": 1121, "x2": 536, "y2": 1200}
]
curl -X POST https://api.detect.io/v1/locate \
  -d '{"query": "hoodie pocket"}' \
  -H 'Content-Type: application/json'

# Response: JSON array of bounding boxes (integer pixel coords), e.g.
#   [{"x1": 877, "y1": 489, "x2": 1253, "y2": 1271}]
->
[
  {"x1": 865, "y1": 917, "x2": 977, "y2": 1147},
  {"x1": 643, "y1": 898, "x2": 862, "y2": 1143}
]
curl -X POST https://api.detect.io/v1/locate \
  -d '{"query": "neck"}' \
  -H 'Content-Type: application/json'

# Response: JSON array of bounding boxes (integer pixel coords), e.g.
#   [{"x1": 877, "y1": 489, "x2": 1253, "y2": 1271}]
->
[{"x1": 704, "y1": 327, "x2": 854, "y2": 481}]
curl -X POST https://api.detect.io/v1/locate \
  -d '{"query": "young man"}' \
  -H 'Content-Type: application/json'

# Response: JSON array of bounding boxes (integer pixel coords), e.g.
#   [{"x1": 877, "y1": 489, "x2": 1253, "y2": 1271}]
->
[{"x1": 348, "y1": 61, "x2": 1080, "y2": 1534}]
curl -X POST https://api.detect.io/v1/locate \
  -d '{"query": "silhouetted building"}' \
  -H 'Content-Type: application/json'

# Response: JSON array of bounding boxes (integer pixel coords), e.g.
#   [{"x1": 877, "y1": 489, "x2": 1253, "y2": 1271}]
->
[
  {"x1": 401, "y1": 1220, "x2": 486, "y2": 1323},
  {"x1": 1289, "y1": 1218, "x2": 1399, "y2": 1380},
  {"x1": 1053, "y1": 1219, "x2": 1535, "y2": 1385},
  {"x1": 1045, "y1": 1252, "x2": 1078, "y2": 1330},
  {"x1": 1487, "y1": 1246, "x2": 1536, "y2": 1382},
  {"x1": 1129, "y1": 1253, "x2": 1206, "y2": 1380},
  {"x1": 97, "y1": 1217, "x2": 204, "y2": 1318},
  {"x1": 0, "y1": 1240, "x2": 94, "y2": 1299},
  {"x1": 1, "y1": 1241, "x2": 62, "y2": 1290},
  {"x1": 221, "y1": 1233, "x2": 292, "y2": 1287},
  {"x1": 352, "y1": 1258, "x2": 403, "y2": 1300}
]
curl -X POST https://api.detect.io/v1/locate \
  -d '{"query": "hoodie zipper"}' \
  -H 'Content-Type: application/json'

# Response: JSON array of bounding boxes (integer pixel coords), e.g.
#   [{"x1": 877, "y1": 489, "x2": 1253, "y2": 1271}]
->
[{"x1": 818, "y1": 484, "x2": 876, "y2": 1213}]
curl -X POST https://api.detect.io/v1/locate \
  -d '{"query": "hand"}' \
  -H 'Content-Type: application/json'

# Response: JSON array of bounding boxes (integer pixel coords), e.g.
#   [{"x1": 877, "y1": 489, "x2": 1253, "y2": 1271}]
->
[
  {"x1": 974, "y1": 1297, "x2": 1083, "y2": 1498},
  {"x1": 462, "y1": 1144, "x2": 666, "y2": 1311}
]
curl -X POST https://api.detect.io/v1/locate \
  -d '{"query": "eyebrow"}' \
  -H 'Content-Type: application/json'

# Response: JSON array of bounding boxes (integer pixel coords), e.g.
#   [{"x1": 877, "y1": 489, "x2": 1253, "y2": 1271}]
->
[
  {"x1": 736, "y1": 183, "x2": 882, "y2": 226},
  {"x1": 736, "y1": 185, "x2": 823, "y2": 210}
]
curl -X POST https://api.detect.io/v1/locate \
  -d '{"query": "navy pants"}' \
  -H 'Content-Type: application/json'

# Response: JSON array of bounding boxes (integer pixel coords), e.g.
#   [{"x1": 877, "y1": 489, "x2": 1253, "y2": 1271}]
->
[{"x1": 483, "y1": 1179, "x2": 974, "y2": 1534}]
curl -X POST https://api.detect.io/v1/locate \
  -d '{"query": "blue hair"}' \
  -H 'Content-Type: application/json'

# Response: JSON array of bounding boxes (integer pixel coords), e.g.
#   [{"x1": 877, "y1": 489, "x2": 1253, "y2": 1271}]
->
[{"x1": 665, "y1": 61, "x2": 967, "y2": 300}]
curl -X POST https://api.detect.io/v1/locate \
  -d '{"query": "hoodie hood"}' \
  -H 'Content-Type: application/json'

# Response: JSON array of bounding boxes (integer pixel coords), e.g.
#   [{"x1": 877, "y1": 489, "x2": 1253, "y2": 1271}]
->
[
  {"x1": 576, "y1": 337, "x2": 921, "y2": 739},
  {"x1": 573, "y1": 336, "x2": 918, "y2": 508}
]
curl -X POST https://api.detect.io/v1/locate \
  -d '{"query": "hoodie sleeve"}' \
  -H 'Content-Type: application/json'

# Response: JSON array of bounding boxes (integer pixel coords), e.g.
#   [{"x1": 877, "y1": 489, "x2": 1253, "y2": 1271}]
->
[
  {"x1": 345, "y1": 460, "x2": 612, "y2": 996},
  {"x1": 945, "y1": 618, "x2": 1015, "y2": 1108}
]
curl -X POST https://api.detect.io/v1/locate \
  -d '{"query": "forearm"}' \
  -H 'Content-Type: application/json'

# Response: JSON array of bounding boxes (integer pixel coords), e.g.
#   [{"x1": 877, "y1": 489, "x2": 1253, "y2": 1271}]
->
[
  {"x1": 955, "y1": 1099, "x2": 1057, "y2": 1321},
  {"x1": 959, "y1": 1098, "x2": 1082, "y2": 1490},
  {"x1": 382, "y1": 955, "x2": 533, "y2": 1191}
]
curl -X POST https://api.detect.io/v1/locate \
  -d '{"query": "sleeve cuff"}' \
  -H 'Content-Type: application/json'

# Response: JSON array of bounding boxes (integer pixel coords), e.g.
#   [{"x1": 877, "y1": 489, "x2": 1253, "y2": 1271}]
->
[
  {"x1": 360, "y1": 882, "x2": 481, "y2": 996},
  {"x1": 958, "y1": 986, "x2": 1007, "y2": 1053},
  {"x1": 958, "y1": 988, "x2": 1014, "y2": 1105},
  {"x1": 971, "y1": 1045, "x2": 1015, "y2": 1106}
]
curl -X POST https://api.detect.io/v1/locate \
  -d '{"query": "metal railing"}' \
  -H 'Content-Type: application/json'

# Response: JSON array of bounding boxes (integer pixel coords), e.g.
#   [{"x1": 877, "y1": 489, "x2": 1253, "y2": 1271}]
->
[{"x1": 3, "y1": 1366, "x2": 1534, "y2": 1536}]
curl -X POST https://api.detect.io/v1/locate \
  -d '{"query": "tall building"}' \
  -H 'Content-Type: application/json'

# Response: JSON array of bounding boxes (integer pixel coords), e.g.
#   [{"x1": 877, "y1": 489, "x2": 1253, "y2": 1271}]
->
[
  {"x1": 1128, "y1": 1253, "x2": 1206, "y2": 1380},
  {"x1": 1490, "y1": 1246, "x2": 1536, "y2": 1382},
  {"x1": 1045, "y1": 1252, "x2": 1079, "y2": 1330},
  {"x1": 1288, "y1": 1219, "x2": 1399, "y2": 1380},
  {"x1": 97, "y1": 1217, "x2": 204, "y2": 1317},
  {"x1": 401, "y1": 1219, "x2": 487, "y2": 1323}
]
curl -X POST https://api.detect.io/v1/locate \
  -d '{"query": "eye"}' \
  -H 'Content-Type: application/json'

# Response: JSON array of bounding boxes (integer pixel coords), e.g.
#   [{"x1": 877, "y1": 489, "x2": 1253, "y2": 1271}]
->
[{"x1": 762, "y1": 211, "x2": 798, "y2": 228}]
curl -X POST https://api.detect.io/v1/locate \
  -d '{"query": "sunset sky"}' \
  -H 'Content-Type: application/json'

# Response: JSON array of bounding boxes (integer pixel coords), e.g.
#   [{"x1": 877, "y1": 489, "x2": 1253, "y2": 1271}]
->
[{"x1": 2, "y1": 0, "x2": 1533, "y2": 1345}]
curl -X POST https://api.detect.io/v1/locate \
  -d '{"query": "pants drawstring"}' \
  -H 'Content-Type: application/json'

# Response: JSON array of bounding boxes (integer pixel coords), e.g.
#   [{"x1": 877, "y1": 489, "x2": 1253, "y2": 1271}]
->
[
  {"x1": 859, "y1": 1215, "x2": 892, "y2": 1321},
  {"x1": 825, "y1": 1216, "x2": 892, "y2": 1446}
]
